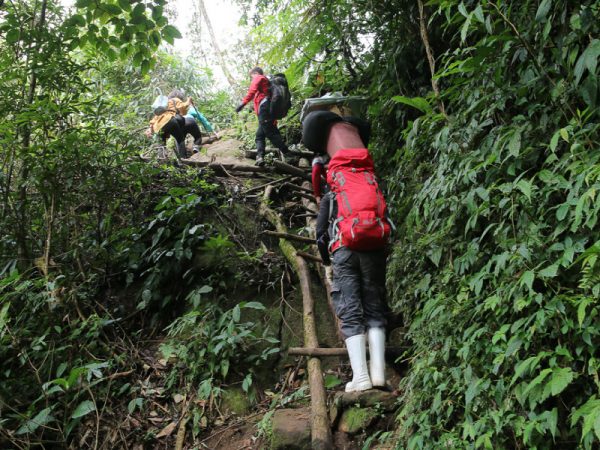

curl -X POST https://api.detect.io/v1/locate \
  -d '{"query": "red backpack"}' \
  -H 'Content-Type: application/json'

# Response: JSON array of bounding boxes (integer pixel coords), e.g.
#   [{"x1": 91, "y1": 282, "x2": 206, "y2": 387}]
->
[{"x1": 327, "y1": 148, "x2": 391, "y2": 252}]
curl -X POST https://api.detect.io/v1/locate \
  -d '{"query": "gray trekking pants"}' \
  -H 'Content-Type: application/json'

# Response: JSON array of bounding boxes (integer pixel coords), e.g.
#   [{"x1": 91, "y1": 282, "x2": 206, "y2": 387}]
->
[{"x1": 330, "y1": 247, "x2": 388, "y2": 339}]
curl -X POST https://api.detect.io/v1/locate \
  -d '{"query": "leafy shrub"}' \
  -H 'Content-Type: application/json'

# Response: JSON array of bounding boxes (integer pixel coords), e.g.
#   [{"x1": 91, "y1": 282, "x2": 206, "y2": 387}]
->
[{"x1": 381, "y1": 1, "x2": 600, "y2": 448}]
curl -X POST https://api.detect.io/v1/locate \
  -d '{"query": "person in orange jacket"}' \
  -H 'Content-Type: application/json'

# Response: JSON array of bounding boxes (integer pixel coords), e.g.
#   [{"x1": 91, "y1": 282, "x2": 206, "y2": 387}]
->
[{"x1": 235, "y1": 67, "x2": 289, "y2": 166}]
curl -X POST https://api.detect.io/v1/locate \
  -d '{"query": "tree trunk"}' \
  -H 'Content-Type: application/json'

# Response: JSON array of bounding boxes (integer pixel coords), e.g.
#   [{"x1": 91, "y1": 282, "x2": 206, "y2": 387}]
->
[
  {"x1": 16, "y1": 0, "x2": 48, "y2": 268},
  {"x1": 417, "y1": 0, "x2": 446, "y2": 117},
  {"x1": 197, "y1": 0, "x2": 237, "y2": 87}
]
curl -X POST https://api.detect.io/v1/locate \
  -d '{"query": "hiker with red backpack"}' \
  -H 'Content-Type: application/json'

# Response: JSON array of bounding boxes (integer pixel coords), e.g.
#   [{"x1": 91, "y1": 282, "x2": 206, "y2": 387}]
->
[
  {"x1": 303, "y1": 111, "x2": 391, "y2": 392},
  {"x1": 303, "y1": 111, "x2": 372, "y2": 203},
  {"x1": 235, "y1": 67, "x2": 290, "y2": 167}
]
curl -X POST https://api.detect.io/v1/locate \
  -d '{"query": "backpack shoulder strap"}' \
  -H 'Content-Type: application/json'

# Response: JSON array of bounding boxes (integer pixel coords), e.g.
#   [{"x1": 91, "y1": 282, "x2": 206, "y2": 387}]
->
[{"x1": 328, "y1": 191, "x2": 335, "y2": 221}]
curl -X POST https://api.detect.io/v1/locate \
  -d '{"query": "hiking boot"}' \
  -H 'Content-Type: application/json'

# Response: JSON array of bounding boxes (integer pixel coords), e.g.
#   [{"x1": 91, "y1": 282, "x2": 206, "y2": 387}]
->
[
  {"x1": 368, "y1": 327, "x2": 386, "y2": 387},
  {"x1": 345, "y1": 334, "x2": 372, "y2": 392},
  {"x1": 255, "y1": 156, "x2": 265, "y2": 167}
]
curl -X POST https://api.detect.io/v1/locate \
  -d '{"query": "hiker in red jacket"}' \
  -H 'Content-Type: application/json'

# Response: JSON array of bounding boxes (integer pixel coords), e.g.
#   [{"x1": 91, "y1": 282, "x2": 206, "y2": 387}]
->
[
  {"x1": 235, "y1": 67, "x2": 289, "y2": 166},
  {"x1": 304, "y1": 111, "x2": 390, "y2": 392}
]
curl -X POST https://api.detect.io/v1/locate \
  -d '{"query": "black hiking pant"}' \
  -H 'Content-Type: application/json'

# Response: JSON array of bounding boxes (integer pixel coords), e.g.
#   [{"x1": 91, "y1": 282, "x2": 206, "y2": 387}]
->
[
  {"x1": 184, "y1": 116, "x2": 203, "y2": 146},
  {"x1": 330, "y1": 247, "x2": 388, "y2": 339},
  {"x1": 255, "y1": 99, "x2": 288, "y2": 158},
  {"x1": 161, "y1": 115, "x2": 186, "y2": 146},
  {"x1": 162, "y1": 115, "x2": 202, "y2": 157}
]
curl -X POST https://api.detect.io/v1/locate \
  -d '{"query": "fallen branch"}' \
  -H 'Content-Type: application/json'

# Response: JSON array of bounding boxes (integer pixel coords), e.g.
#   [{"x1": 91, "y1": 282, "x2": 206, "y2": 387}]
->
[
  {"x1": 217, "y1": 163, "x2": 243, "y2": 182},
  {"x1": 296, "y1": 251, "x2": 323, "y2": 264},
  {"x1": 282, "y1": 182, "x2": 314, "y2": 194},
  {"x1": 174, "y1": 394, "x2": 194, "y2": 450},
  {"x1": 273, "y1": 160, "x2": 311, "y2": 180},
  {"x1": 289, "y1": 190, "x2": 316, "y2": 202},
  {"x1": 262, "y1": 230, "x2": 315, "y2": 244},
  {"x1": 243, "y1": 175, "x2": 294, "y2": 195},
  {"x1": 245, "y1": 148, "x2": 314, "y2": 159}
]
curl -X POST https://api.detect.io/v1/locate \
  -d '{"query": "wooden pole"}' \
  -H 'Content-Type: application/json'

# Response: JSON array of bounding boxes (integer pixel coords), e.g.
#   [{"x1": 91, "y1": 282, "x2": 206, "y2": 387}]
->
[
  {"x1": 262, "y1": 230, "x2": 315, "y2": 244},
  {"x1": 259, "y1": 187, "x2": 333, "y2": 449},
  {"x1": 288, "y1": 347, "x2": 407, "y2": 359},
  {"x1": 296, "y1": 250, "x2": 323, "y2": 264},
  {"x1": 300, "y1": 181, "x2": 345, "y2": 344},
  {"x1": 273, "y1": 160, "x2": 311, "y2": 180}
]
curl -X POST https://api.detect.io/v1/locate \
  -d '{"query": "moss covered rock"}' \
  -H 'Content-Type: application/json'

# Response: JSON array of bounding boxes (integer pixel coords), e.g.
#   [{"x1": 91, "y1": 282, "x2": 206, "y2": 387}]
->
[
  {"x1": 337, "y1": 406, "x2": 379, "y2": 434},
  {"x1": 271, "y1": 408, "x2": 311, "y2": 449},
  {"x1": 221, "y1": 388, "x2": 252, "y2": 416}
]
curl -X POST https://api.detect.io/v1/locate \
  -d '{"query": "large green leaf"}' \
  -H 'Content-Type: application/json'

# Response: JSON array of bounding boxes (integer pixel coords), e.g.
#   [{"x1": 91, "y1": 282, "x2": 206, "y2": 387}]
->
[
  {"x1": 16, "y1": 408, "x2": 54, "y2": 435},
  {"x1": 391, "y1": 96, "x2": 432, "y2": 114},
  {"x1": 161, "y1": 25, "x2": 182, "y2": 45},
  {"x1": 71, "y1": 400, "x2": 96, "y2": 419}
]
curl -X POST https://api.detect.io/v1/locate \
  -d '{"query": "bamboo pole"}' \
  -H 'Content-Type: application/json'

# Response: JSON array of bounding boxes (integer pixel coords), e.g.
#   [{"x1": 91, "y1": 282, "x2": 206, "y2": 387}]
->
[{"x1": 259, "y1": 186, "x2": 333, "y2": 450}]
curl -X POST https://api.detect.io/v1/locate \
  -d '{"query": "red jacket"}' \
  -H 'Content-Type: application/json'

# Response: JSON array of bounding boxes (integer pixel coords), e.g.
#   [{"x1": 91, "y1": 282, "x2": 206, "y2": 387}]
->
[{"x1": 241, "y1": 74, "x2": 270, "y2": 114}]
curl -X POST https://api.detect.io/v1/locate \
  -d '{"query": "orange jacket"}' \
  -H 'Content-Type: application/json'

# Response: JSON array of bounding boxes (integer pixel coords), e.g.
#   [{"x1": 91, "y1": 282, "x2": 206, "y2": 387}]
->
[{"x1": 149, "y1": 98, "x2": 192, "y2": 133}]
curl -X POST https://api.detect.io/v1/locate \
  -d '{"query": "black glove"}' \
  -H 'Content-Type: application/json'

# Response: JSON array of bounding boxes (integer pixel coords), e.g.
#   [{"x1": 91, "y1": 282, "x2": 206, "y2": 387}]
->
[
  {"x1": 302, "y1": 111, "x2": 371, "y2": 154},
  {"x1": 316, "y1": 235, "x2": 331, "y2": 266},
  {"x1": 235, "y1": 104, "x2": 245, "y2": 113}
]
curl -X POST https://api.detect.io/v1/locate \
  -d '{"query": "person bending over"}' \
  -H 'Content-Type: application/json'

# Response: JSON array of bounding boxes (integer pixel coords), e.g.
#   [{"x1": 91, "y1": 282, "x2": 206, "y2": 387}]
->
[
  {"x1": 168, "y1": 90, "x2": 206, "y2": 154},
  {"x1": 302, "y1": 110, "x2": 371, "y2": 203},
  {"x1": 235, "y1": 67, "x2": 289, "y2": 167},
  {"x1": 146, "y1": 101, "x2": 187, "y2": 158},
  {"x1": 305, "y1": 112, "x2": 390, "y2": 392}
]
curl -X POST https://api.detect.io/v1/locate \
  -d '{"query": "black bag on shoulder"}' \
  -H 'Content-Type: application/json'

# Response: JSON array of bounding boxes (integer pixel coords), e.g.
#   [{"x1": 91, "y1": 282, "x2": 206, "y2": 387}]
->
[{"x1": 269, "y1": 73, "x2": 292, "y2": 119}]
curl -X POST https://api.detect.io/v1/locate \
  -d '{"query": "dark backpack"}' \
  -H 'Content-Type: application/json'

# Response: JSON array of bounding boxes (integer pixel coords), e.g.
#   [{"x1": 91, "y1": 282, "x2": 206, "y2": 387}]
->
[
  {"x1": 327, "y1": 148, "x2": 391, "y2": 252},
  {"x1": 269, "y1": 73, "x2": 292, "y2": 119}
]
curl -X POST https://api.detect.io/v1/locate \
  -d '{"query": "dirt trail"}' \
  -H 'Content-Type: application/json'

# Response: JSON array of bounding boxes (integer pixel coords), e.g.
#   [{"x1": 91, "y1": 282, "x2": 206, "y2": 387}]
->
[
  {"x1": 141, "y1": 134, "x2": 404, "y2": 449},
  {"x1": 188, "y1": 135, "x2": 252, "y2": 166}
]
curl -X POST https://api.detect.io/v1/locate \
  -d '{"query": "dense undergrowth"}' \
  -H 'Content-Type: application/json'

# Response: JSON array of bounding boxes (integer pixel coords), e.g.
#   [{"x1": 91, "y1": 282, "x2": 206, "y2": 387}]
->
[
  {"x1": 243, "y1": 0, "x2": 600, "y2": 447},
  {"x1": 0, "y1": 1, "x2": 281, "y2": 446},
  {"x1": 384, "y1": 2, "x2": 600, "y2": 448},
  {"x1": 3, "y1": 0, "x2": 600, "y2": 448}
]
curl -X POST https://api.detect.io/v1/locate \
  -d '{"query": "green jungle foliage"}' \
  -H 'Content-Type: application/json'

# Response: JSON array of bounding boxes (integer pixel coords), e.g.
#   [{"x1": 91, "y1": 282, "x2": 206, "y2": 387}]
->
[
  {"x1": 0, "y1": 0, "x2": 276, "y2": 446},
  {"x1": 241, "y1": 0, "x2": 600, "y2": 447},
  {"x1": 2, "y1": 0, "x2": 600, "y2": 447}
]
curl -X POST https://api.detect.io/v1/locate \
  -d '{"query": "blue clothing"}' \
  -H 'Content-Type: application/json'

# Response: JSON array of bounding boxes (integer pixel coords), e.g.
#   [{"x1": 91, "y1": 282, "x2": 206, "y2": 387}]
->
[{"x1": 185, "y1": 105, "x2": 213, "y2": 132}]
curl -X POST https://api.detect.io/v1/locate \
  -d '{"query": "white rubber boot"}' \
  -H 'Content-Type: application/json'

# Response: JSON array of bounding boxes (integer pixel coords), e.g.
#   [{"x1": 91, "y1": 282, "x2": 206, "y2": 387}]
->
[
  {"x1": 368, "y1": 327, "x2": 386, "y2": 387},
  {"x1": 345, "y1": 334, "x2": 372, "y2": 392}
]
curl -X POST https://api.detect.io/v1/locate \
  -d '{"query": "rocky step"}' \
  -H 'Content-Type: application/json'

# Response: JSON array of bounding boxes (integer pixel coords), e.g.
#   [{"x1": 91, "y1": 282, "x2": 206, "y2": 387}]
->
[{"x1": 270, "y1": 390, "x2": 399, "y2": 449}]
